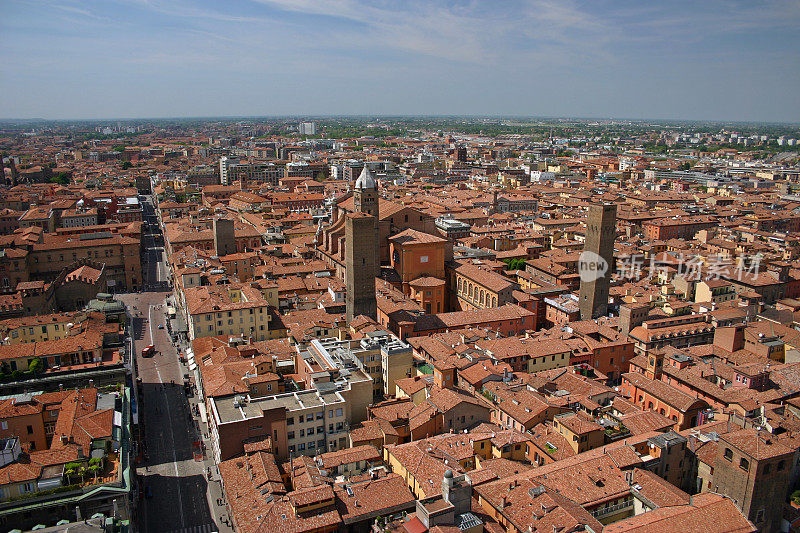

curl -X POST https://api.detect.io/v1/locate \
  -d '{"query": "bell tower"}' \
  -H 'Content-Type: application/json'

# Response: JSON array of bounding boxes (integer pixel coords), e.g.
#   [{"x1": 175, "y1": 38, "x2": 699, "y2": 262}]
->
[
  {"x1": 644, "y1": 350, "x2": 664, "y2": 380},
  {"x1": 353, "y1": 165, "x2": 379, "y2": 217}
]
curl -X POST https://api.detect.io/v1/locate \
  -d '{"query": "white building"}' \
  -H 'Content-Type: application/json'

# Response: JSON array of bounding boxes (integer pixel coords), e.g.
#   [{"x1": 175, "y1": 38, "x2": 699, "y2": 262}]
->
[{"x1": 299, "y1": 122, "x2": 317, "y2": 135}]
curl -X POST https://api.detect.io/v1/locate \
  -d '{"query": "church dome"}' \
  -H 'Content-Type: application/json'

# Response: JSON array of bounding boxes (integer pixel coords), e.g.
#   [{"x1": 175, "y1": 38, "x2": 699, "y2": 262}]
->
[{"x1": 354, "y1": 166, "x2": 377, "y2": 190}]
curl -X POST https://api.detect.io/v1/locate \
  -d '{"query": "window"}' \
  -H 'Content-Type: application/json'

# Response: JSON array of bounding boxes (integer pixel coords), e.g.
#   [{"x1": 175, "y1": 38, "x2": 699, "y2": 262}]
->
[
  {"x1": 764, "y1": 463, "x2": 772, "y2": 475},
  {"x1": 724, "y1": 448, "x2": 733, "y2": 461},
  {"x1": 307, "y1": 427, "x2": 314, "y2": 435},
  {"x1": 335, "y1": 408, "x2": 343, "y2": 417},
  {"x1": 298, "y1": 443, "x2": 305, "y2": 451},
  {"x1": 287, "y1": 431, "x2": 295, "y2": 440},
  {"x1": 26, "y1": 425, "x2": 33, "y2": 435},
  {"x1": 778, "y1": 460, "x2": 786, "y2": 471},
  {"x1": 755, "y1": 509, "x2": 765, "y2": 523},
  {"x1": 0, "y1": 421, "x2": 6, "y2": 430}
]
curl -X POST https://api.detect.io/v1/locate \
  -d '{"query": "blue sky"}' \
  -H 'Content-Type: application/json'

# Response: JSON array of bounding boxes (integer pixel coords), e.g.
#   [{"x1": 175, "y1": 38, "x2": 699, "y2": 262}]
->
[{"x1": 1, "y1": 0, "x2": 799, "y2": 121}]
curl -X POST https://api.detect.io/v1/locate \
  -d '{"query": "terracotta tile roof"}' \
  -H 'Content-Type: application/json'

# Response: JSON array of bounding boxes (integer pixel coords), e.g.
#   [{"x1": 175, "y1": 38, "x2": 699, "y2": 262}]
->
[
  {"x1": 317, "y1": 445, "x2": 381, "y2": 471},
  {"x1": 334, "y1": 473, "x2": 415, "y2": 525},
  {"x1": 621, "y1": 372, "x2": 708, "y2": 413},
  {"x1": 603, "y1": 492, "x2": 755, "y2": 533}
]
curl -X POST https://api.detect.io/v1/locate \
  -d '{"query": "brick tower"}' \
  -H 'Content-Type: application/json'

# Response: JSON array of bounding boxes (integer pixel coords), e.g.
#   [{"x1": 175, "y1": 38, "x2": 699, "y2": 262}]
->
[
  {"x1": 579, "y1": 203, "x2": 617, "y2": 320},
  {"x1": 345, "y1": 166, "x2": 379, "y2": 321}
]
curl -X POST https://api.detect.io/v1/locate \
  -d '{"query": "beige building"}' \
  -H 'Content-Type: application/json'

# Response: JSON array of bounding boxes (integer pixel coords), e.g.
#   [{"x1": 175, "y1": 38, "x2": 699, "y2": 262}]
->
[
  {"x1": 185, "y1": 283, "x2": 278, "y2": 341},
  {"x1": 695, "y1": 279, "x2": 736, "y2": 304}
]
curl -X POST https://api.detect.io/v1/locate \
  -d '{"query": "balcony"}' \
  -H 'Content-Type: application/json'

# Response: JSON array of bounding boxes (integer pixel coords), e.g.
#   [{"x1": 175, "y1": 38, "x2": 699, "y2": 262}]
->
[{"x1": 591, "y1": 498, "x2": 634, "y2": 519}]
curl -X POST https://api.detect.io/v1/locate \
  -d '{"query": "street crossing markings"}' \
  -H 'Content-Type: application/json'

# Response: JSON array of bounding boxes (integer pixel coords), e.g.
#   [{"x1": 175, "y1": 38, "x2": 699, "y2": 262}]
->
[{"x1": 165, "y1": 525, "x2": 216, "y2": 533}]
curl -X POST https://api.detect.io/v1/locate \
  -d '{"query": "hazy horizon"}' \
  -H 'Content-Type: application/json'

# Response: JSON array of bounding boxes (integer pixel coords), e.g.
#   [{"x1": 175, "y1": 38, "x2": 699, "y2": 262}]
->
[
  {"x1": 2, "y1": 0, "x2": 799, "y2": 122},
  {"x1": 1, "y1": 114, "x2": 799, "y2": 127}
]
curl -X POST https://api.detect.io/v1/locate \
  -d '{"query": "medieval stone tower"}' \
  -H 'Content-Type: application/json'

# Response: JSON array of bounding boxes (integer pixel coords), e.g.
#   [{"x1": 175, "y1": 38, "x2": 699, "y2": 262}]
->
[
  {"x1": 579, "y1": 203, "x2": 617, "y2": 320},
  {"x1": 345, "y1": 166, "x2": 379, "y2": 321}
]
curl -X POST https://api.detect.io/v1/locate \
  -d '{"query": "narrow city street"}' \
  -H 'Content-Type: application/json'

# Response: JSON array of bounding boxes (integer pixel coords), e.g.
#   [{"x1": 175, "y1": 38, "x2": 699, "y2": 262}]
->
[{"x1": 120, "y1": 194, "x2": 229, "y2": 533}]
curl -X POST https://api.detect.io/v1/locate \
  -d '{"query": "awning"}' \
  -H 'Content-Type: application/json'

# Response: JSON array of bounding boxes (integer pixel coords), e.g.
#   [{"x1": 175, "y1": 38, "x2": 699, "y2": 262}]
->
[
  {"x1": 199, "y1": 406, "x2": 207, "y2": 424},
  {"x1": 188, "y1": 361, "x2": 197, "y2": 371}
]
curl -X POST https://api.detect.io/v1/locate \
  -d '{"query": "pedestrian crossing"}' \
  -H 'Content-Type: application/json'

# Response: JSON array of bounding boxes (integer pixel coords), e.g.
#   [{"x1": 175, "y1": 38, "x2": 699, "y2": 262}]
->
[{"x1": 165, "y1": 524, "x2": 217, "y2": 533}]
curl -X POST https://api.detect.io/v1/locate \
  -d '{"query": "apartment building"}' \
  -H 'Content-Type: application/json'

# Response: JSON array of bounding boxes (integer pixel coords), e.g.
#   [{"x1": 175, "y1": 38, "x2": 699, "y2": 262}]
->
[
  {"x1": 303, "y1": 332, "x2": 413, "y2": 401},
  {"x1": 28, "y1": 233, "x2": 141, "y2": 291},
  {"x1": 59, "y1": 208, "x2": 98, "y2": 228},
  {"x1": 227, "y1": 162, "x2": 285, "y2": 186},
  {"x1": 451, "y1": 261, "x2": 516, "y2": 311},
  {"x1": 184, "y1": 283, "x2": 277, "y2": 341},
  {"x1": 209, "y1": 387, "x2": 353, "y2": 462},
  {"x1": 628, "y1": 313, "x2": 715, "y2": 356}
]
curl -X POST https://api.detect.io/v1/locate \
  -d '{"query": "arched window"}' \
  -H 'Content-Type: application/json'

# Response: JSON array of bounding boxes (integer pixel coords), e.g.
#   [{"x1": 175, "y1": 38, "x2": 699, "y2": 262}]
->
[
  {"x1": 739, "y1": 458, "x2": 750, "y2": 471},
  {"x1": 724, "y1": 448, "x2": 733, "y2": 461}
]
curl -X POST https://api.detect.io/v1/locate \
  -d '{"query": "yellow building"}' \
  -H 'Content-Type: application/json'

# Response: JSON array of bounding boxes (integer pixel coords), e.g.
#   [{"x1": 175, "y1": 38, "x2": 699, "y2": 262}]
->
[
  {"x1": 553, "y1": 411, "x2": 605, "y2": 454},
  {"x1": 185, "y1": 283, "x2": 279, "y2": 341}
]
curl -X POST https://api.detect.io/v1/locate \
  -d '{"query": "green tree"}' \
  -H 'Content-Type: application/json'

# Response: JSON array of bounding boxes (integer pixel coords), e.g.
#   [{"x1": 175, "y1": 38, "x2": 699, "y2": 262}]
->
[
  {"x1": 503, "y1": 258, "x2": 527, "y2": 271},
  {"x1": 121, "y1": 161, "x2": 133, "y2": 170},
  {"x1": 50, "y1": 172, "x2": 70, "y2": 185},
  {"x1": 64, "y1": 462, "x2": 81, "y2": 484},
  {"x1": 88, "y1": 459, "x2": 102, "y2": 483},
  {"x1": 26, "y1": 358, "x2": 43, "y2": 376}
]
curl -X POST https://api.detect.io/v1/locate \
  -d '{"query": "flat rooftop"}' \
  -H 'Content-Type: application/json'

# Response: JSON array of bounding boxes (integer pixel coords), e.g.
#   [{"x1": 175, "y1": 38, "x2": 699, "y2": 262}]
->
[{"x1": 213, "y1": 388, "x2": 345, "y2": 424}]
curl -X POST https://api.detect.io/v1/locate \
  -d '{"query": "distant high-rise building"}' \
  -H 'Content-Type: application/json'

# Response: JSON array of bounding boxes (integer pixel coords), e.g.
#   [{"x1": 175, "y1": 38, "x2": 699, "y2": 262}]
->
[
  {"x1": 579, "y1": 203, "x2": 617, "y2": 320},
  {"x1": 219, "y1": 156, "x2": 238, "y2": 185},
  {"x1": 299, "y1": 122, "x2": 317, "y2": 135}
]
